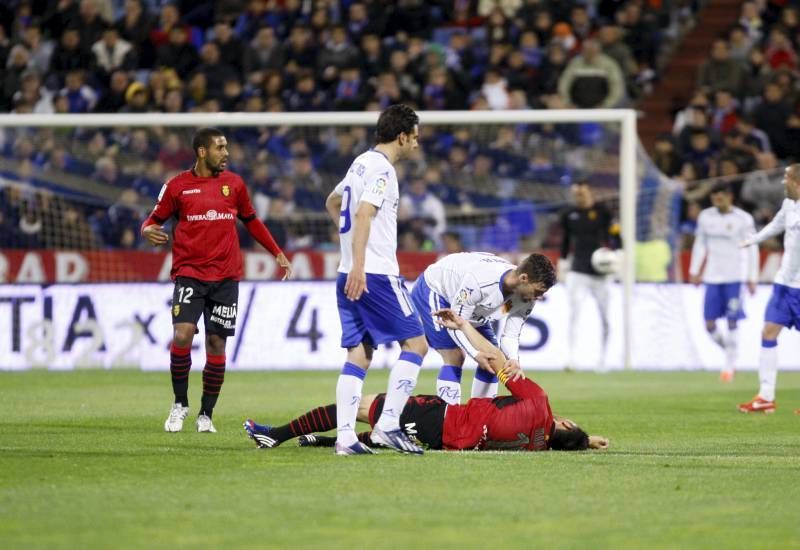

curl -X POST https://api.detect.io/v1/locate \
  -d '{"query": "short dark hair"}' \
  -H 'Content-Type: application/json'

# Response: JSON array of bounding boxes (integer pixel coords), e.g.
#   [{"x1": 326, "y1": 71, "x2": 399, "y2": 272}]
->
[
  {"x1": 375, "y1": 104, "x2": 418, "y2": 144},
  {"x1": 192, "y1": 127, "x2": 224, "y2": 156},
  {"x1": 710, "y1": 181, "x2": 733, "y2": 194},
  {"x1": 517, "y1": 253, "x2": 557, "y2": 289},
  {"x1": 550, "y1": 427, "x2": 590, "y2": 451}
]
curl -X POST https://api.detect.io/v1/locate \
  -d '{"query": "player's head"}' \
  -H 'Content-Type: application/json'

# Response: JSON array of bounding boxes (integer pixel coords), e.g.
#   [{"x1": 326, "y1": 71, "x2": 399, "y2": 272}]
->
[
  {"x1": 192, "y1": 127, "x2": 228, "y2": 175},
  {"x1": 514, "y1": 253, "x2": 557, "y2": 301},
  {"x1": 709, "y1": 182, "x2": 733, "y2": 211},
  {"x1": 375, "y1": 104, "x2": 419, "y2": 158},
  {"x1": 571, "y1": 180, "x2": 593, "y2": 207},
  {"x1": 550, "y1": 418, "x2": 590, "y2": 451},
  {"x1": 782, "y1": 164, "x2": 800, "y2": 200}
]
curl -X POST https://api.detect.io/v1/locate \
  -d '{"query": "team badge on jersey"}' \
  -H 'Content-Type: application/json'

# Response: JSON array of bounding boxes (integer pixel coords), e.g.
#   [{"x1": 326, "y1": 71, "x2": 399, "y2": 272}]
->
[
  {"x1": 370, "y1": 177, "x2": 388, "y2": 195},
  {"x1": 221, "y1": 184, "x2": 230, "y2": 197},
  {"x1": 173, "y1": 304, "x2": 180, "y2": 317}
]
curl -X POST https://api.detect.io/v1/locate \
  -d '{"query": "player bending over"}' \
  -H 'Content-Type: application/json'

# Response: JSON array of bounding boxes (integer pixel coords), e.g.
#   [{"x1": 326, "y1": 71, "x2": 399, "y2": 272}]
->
[
  {"x1": 409, "y1": 252, "x2": 556, "y2": 405},
  {"x1": 244, "y1": 309, "x2": 608, "y2": 452}
]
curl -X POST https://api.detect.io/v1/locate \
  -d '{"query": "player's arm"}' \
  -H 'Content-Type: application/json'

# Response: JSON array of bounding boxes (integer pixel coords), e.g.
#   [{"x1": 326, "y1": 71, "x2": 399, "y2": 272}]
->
[
  {"x1": 237, "y1": 178, "x2": 292, "y2": 280},
  {"x1": 345, "y1": 200, "x2": 377, "y2": 300},
  {"x1": 141, "y1": 182, "x2": 175, "y2": 246},
  {"x1": 435, "y1": 309, "x2": 522, "y2": 382},
  {"x1": 326, "y1": 180, "x2": 346, "y2": 226},
  {"x1": 688, "y1": 212, "x2": 707, "y2": 285},
  {"x1": 742, "y1": 204, "x2": 787, "y2": 246},
  {"x1": 498, "y1": 309, "x2": 532, "y2": 372},
  {"x1": 744, "y1": 214, "x2": 759, "y2": 293}
]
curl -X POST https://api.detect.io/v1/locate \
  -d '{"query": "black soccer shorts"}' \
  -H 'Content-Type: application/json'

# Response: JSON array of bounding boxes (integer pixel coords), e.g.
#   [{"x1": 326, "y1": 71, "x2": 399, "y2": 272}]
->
[
  {"x1": 369, "y1": 394, "x2": 446, "y2": 450},
  {"x1": 171, "y1": 276, "x2": 239, "y2": 337}
]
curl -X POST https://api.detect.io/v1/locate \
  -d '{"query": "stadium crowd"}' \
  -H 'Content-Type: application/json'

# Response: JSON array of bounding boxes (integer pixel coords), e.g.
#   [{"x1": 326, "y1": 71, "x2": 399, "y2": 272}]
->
[{"x1": 0, "y1": 0, "x2": 788, "y2": 257}]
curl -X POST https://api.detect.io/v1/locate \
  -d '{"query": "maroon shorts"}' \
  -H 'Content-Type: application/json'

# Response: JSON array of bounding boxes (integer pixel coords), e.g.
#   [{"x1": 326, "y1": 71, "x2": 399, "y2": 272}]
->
[{"x1": 368, "y1": 394, "x2": 446, "y2": 450}]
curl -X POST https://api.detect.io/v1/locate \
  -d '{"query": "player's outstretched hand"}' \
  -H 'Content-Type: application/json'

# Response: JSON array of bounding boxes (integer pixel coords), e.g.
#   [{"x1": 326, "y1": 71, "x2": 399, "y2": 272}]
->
[
  {"x1": 588, "y1": 435, "x2": 609, "y2": 450},
  {"x1": 433, "y1": 308, "x2": 466, "y2": 330},
  {"x1": 276, "y1": 252, "x2": 293, "y2": 281},
  {"x1": 142, "y1": 225, "x2": 168, "y2": 246},
  {"x1": 345, "y1": 269, "x2": 367, "y2": 300},
  {"x1": 689, "y1": 274, "x2": 701, "y2": 286},
  {"x1": 501, "y1": 358, "x2": 524, "y2": 382}
]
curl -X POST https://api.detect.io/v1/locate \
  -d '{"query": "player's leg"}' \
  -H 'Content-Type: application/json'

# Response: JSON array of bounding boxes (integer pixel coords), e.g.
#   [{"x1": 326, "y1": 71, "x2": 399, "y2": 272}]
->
[
  {"x1": 703, "y1": 284, "x2": 726, "y2": 348},
  {"x1": 721, "y1": 283, "x2": 745, "y2": 382},
  {"x1": 589, "y1": 275, "x2": 611, "y2": 370},
  {"x1": 196, "y1": 280, "x2": 238, "y2": 432},
  {"x1": 436, "y1": 348, "x2": 465, "y2": 404},
  {"x1": 470, "y1": 324, "x2": 499, "y2": 398},
  {"x1": 334, "y1": 273, "x2": 374, "y2": 453},
  {"x1": 164, "y1": 277, "x2": 206, "y2": 432},
  {"x1": 244, "y1": 397, "x2": 355, "y2": 449},
  {"x1": 409, "y1": 275, "x2": 464, "y2": 403},
  {"x1": 359, "y1": 274, "x2": 427, "y2": 453},
  {"x1": 739, "y1": 284, "x2": 789, "y2": 413},
  {"x1": 565, "y1": 271, "x2": 585, "y2": 368}
]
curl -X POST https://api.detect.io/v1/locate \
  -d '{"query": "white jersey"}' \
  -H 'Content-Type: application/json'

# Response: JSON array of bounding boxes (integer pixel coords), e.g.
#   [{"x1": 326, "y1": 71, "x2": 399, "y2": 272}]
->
[
  {"x1": 689, "y1": 206, "x2": 758, "y2": 283},
  {"x1": 423, "y1": 252, "x2": 535, "y2": 359},
  {"x1": 334, "y1": 150, "x2": 400, "y2": 276},
  {"x1": 752, "y1": 198, "x2": 800, "y2": 288}
]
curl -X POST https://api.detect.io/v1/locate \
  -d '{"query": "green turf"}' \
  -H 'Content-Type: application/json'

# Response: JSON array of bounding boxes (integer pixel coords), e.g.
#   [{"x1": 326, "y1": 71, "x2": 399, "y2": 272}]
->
[{"x1": 1, "y1": 369, "x2": 799, "y2": 549}]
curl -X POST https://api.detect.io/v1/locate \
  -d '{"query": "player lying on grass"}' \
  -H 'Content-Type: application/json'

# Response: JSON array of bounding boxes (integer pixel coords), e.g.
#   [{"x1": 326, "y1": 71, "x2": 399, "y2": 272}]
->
[{"x1": 244, "y1": 309, "x2": 609, "y2": 452}]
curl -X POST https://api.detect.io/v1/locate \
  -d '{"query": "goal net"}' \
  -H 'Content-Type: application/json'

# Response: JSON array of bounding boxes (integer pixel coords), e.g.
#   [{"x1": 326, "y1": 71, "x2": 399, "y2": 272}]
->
[{"x1": 0, "y1": 109, "x2": 697, "y2": 370}]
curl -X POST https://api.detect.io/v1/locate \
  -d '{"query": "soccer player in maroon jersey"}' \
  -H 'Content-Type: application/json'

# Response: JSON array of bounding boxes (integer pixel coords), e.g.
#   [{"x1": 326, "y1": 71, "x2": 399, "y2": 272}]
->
[
  {"x1": 244, "y1": 310, "x2": 609, "y2": 452},
  {"x1": 141, "y1": 127, "x2": 292, "y2": 434}
]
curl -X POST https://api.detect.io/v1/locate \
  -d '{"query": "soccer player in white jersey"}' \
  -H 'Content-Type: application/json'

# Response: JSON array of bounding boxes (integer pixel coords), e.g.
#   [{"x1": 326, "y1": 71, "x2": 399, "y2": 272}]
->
[
  {"x1": 409, "y1": 252, "x2": 556, "y2": 404},
  {"x1": 738, "y1": 164, "x2": 800, "y2": 414},
  {"x1": 324, "y1": 104, "x2": 429, "y2": 455},
  {"x1": 689, "y1": 182, "x2": 758, "y2": 383}
]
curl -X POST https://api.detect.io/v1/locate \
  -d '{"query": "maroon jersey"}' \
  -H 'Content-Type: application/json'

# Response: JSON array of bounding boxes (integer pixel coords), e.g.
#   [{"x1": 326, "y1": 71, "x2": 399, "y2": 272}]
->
[
  {"x1": 146, "y1": 170, "x2": 256, "y2": 281},
  {"x1": 442, "y1": 377, "x2": 554, "y2": 451}
]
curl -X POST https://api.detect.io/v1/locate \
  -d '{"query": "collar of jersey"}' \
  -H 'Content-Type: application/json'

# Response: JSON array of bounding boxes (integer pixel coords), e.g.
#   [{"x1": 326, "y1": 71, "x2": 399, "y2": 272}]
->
[
  {"x1": 499, "y1": 268, "x2": 512, "y2": 295},
  {"x1": 368, "y1": 148, "x2": 389, "y2": 162}
]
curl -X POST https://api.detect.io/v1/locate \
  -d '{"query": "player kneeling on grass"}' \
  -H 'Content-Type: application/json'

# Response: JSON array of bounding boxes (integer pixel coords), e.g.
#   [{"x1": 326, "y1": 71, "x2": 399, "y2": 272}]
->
[{"x1": 244, "y1": 309, "x2": 608, "y2": 452}]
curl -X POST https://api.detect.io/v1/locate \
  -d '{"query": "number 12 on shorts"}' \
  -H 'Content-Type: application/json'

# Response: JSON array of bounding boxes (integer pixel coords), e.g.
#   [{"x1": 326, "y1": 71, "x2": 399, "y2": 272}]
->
[{"x1": 177, "y1": 286, "x2": 194, "y2": 304}]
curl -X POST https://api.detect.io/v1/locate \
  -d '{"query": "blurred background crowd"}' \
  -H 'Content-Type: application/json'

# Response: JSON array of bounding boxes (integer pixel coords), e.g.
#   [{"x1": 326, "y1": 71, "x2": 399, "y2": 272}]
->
[{"x1": 0, "y1": 0, "x2": 791, "y2": 260}]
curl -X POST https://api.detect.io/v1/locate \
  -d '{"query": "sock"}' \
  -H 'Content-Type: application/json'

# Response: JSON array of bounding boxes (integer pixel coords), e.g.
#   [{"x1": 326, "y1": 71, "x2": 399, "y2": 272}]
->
[
  {"x1": 357, "y1": 431, "x2": 375, "y2": 447},
  {"x1": 170, "y1": 343, "x2": 192, "y2": 406},
  {"x1": 376, "y1": 351, "x2": 422, "y2": 432},
  {"x1": 199, "y1": 353, "x2": 225, "y2": 418},
  {"x1": 472, "y1": 367, "x2": 499, "y2": 399},
  {"x1": 758, "y1": 339, "x2": 778, "y2": 402},
  {"x1": 268, "y1": 404, "x2": 337, "y2": 443},
  {"x1": 723, "y1": 328, "x2": 738, "y2": 371},
  {"x1": 436, "y1": 364, "x2": 463, "y2": 405},
  {"x1": 708, "y1": 328, "x2": 724, "y2": 348},
  {"x1": 336, "y1": 362, "x2": 366, "y2": 445}
]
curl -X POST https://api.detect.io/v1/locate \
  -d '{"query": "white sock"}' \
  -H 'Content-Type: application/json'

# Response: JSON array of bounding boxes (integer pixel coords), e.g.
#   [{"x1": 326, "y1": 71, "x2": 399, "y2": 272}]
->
[
  {"x1": 471, "y1": 368, "x2": 499, "y2": 399},
  {"x1": 376, "y1": 351, "x2": 422, "y2": 432},
  {"x1": 708, "y1": 328, "x2": 724, "y2": 348},
  {"x1": 723, "y1": 328, "x2": 738, "y2": 371},
  {"x1": 758, "y1": 340, "x2": 778, "y2": 402},
  {"x1": 336, "y1": 362, "x2": 366, "y2": 446},
  {"x1": 436, "y1": 365, "x2": 463, "y2": 405}
]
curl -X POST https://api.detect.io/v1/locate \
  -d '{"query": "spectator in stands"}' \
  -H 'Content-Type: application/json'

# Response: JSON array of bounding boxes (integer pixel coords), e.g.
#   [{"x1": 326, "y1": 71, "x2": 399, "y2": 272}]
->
[
  {"x1": 652, "y1": 134, "x2": 683, "y2": 177},
  {"x1": 212, "y1": 20, "x2": 243, "y2": 76},
  {"x1": 537, "y1": 43, "x2": 569, "y2": 96},
  {"x1": 742, "y1": 46, "x2": 772, "y2": 108},
  {"x1": 728, "y1": 24, "x2": 753, "y2": 62},
  {"x1": 59, "y1": 69, "x2": 98, "y2": 113},
  {"x1": 738, "y1": 1, "x2": 764, "y2": 43},
  {"x1": 441, "y1": 231, "x2": 464, "y2": 254},
  {"x1": 157, "y1": 132, "x2": 194, "y2": 172},
  {"x1": 95, "y1": 69, "x2": 129, "y2": 112},
  {"x1": 558, "y1": 38, "x2": 625, "y2": 108},
  {"x1": 332, "y1": 64, "x2": 373, "y2": 111},
  {"x1": 20, "y1": 22, "x2": 54, "y2": 74},
  {"x1": 684, "y1": 129, "x2": 716, "y2": 177},
  {"x1": 76, "y1": 0, "x2": 109, "y2": 48},
  {"x1": 193, "y1": 42, "x2": 238, "y2": 99},
  {"x1": 764, "y1": 26, "x2": 796, "y2": 71},
  {"x1": 49, "y1": 28, "x2": 92, "y2": 86},
  {"x1": 597, "y1": 23, "x2": 638, "y2": 97},
  {"x1": 284, "y1": 24, "x2": 315, "y2": 76},
  {"x1": 317, "y1": 25, "x2": 360, "y2": 88},
  {"x1": 13, "y1": 69, "x2": 54, "y2": 114},
  {"x1": 710, "y1": 89, "x2": 739, "y2": 135},
  {"x1": 286, "y1": 70, "x2": 326, "y2": 111},
  {"x1": 319, "y1": 131, "x2": 356, "y2": 176},
  {"x1": 91, "y1": 26, "x2": 136, "y2": 82},
  {"x1": 116, "y1": 0, "x2": 155, "y2": 68},
  {"x1": 697, "y1": 38, "x2": 745, "y2": 97},
  {"x1": 156, "y1": 25, "x2": 198, "y2": 79},
  {"x1": 399, "y1": 177, "x2": 447, "y2": 246},
  {"x1": 93, "y1": 156, "x2": 121, "y2": 187},
  {"x1": 3, "y1": 44, "x2": 31, "y2": 110},
  {"x1": 753, "y1": 81, "x2": 792, "y2": 158},
  {"x1": 121, "y1": 80, "x2": 149, "y2": 113},
  {"x1": 243, "y1": 26, "x2": 284, "y2": 77},
  {"x1": 360, "y1": 33, "x2": 386, "y2": 79}
]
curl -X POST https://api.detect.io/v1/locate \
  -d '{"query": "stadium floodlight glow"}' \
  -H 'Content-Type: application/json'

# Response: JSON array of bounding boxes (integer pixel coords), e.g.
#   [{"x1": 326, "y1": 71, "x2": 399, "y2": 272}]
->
[{"x1": 0, "y1": 108, "x2": 638, "y2": 369}]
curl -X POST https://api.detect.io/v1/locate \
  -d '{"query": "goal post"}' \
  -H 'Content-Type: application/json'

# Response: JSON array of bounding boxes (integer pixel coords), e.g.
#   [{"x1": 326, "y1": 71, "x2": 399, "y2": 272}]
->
[{"x1": 0, "y1": 109, "x2": 638, "y2": 369}]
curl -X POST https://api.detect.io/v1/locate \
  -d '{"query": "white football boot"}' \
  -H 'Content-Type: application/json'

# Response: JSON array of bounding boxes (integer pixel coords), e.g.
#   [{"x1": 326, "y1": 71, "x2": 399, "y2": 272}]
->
[
  {"x1": 196, "y1": 414, "x2": 217, "y2": 433},
  {"x1": 164, "y1": 403, "x2": 190, "y2": 432}
]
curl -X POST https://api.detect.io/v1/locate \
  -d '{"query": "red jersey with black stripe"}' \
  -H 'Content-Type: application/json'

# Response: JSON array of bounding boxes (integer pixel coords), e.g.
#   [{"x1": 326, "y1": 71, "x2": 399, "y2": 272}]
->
[
  {"x1": 146, "y1": 170, "x2": 256, "y2": 281},
  {"x1": 442, "y1": 377, "x2": 554, "y2": 451}
]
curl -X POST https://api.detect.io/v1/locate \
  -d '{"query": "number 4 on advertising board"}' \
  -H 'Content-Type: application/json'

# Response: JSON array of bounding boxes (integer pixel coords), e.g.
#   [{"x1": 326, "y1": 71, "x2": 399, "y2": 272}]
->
[{"x1": 286, "y1": 295, "x2": 324, "y2": 352}]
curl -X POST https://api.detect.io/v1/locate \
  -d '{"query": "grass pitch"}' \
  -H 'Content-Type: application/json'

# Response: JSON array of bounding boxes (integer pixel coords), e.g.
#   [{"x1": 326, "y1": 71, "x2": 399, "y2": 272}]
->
[{"x1": 1, "y1": 369, "x2": 799, "y2": 549}]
